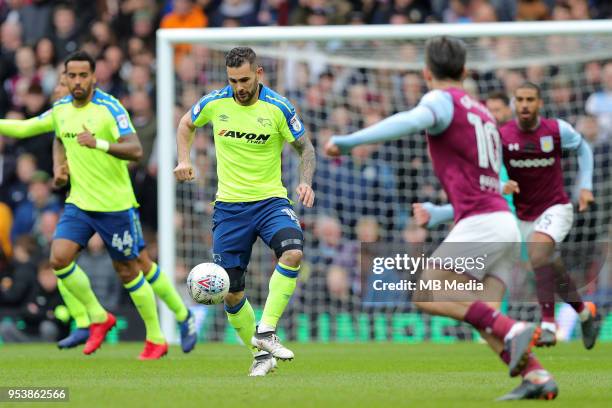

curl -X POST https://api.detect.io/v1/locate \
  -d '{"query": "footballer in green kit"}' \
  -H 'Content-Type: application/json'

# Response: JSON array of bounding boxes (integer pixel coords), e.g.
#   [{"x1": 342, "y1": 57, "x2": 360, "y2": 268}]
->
[
  {"x1": 0, "y1": 52, "x2": 171, "y2": 359},
  {"x1": 175, "y1": 47, "x2": 316, "y2": 376},
  {"x1": 0, "y1": 71, "x2": 197, "y2": 355}
]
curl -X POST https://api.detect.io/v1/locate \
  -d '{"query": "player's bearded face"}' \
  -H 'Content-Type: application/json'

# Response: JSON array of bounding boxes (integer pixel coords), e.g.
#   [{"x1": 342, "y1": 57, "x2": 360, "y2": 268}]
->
[
  {"x1": 227, "y1": 63, "x2": 261, "y2": 105},
  {"x1": 65, "y1": 61, "x2": 95, "y2": 101},
  {"x1": 514, "y1": 88, "x2": 541, "y2": 126}
]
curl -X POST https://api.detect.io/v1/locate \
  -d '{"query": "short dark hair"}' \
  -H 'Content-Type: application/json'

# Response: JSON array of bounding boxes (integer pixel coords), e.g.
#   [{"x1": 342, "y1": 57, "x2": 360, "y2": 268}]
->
[
  {"x1": 515, "y1": 81, "x2": 542, "y2": 98},
  {"x1": 424, "y1": 36, "x2": 467, "y2": 81},
  {"x1": 486, "y1": 91, "x2": 510, "y2": 106},
  {"x1": 64, "y1": 50, "x2": 96, "y2": 72},
  {"x1": 225, "y1": 47, "x2": 257, "y2": 68}
]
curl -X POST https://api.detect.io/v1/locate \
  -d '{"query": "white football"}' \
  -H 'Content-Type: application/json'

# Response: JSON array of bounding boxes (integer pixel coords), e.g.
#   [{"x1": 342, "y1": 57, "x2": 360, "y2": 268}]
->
[{"x1": 187, "y1": 263, "x2": 230, "y2": 305}]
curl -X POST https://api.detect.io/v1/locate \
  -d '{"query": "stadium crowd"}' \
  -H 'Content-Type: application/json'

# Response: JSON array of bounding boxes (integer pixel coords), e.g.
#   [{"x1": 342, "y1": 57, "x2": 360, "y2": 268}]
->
[{"x1": 0, "y1": 0, "x2": 611, "y2": 341}]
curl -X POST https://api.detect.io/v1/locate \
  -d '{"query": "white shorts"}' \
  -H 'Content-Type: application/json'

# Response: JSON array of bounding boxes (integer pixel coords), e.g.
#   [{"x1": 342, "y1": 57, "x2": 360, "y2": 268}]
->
[
  {"x1": 518, "y1": 203, "x2": 573, "y2": 243},
  {"x1": 432, "y1": 211, "x2": 521, "y2": 285}
]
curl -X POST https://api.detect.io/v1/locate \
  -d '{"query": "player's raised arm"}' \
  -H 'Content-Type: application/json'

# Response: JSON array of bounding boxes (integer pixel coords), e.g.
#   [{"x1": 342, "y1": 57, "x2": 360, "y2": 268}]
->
[
  {"x1": 290, "y1": 135, "x2": 316, "y2": 207},
  {"x1": 0, "y1": 112, "x2": 54, "y2": 139},
  {"x1": 174, "y1": 110, "x2": 197, "y2": 182},
  {"x1": 324, "y1": 90, "x2": 452, "y2": 157}
]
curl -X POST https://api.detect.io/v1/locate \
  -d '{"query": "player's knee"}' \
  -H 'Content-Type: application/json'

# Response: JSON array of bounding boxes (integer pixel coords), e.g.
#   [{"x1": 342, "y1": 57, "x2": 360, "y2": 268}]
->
[
  {"x1": 113, "y1": 260, "x2": 140, "y2": 283},
  {"x1": 49, "y1": 252, "x2": 73, "y2": 271},
  {"x1": 224, "y1": 291, "x2": 245, "y2": 307},
  {"x1": 279, "y1": 249, "x2": 303, "y2": 268},
  {"x1": 270, "y1": 228, "x2": 303, "y2": 261},
  {"x1": 528, "y1": 249, "x2": 552, "y2": 269}
]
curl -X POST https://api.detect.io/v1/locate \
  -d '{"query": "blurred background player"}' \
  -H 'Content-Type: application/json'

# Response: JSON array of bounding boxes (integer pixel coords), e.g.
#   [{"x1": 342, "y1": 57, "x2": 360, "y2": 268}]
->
[
  {"x1": 485, "y1": 91, "x2": 513, "y2": 126},
  {"x1": 412, "y1": 83, "x2": 600, "y2": 350},
  {"x1": 414, "y1": 90, "x2": 518, "y2": 229},
  {"x1": 503, "y1": 82, "x2": 598, "y2": 348},
  {"x1": 0, "y1": 72, "x2": 197, "y2": 353},
  {"x1": 0, "y1": 51, "x2": 167, "y2": 359},
  {"x1": 175, "y1": 47, "x2": 315, "y2": 376},
  {"x1": 325, "y1": 36, "x2": 557, "y2": 401}
]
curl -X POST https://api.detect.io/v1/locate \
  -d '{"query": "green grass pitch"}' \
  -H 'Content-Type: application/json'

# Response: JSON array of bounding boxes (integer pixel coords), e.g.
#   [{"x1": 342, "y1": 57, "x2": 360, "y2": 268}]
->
[{"x1": 0, "y1": 342, "x2": 610, "y2": 407}]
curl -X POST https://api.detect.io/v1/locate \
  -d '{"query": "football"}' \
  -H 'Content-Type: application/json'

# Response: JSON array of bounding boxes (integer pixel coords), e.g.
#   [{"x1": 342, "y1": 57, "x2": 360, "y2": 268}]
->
[{"x1": 187, "y1": 263, "x2": 230, "y2": 305}]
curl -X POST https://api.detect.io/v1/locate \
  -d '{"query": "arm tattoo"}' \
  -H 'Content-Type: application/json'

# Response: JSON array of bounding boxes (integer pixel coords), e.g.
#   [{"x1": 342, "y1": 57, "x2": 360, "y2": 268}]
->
[{"x1": 290, "y1": 136, "x2": 316, "y2": 186}]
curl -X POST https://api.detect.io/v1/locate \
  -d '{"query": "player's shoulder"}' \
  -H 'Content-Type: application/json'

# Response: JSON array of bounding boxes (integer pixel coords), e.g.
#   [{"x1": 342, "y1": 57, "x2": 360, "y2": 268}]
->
[
  {"x1": 52, "y1": 95, "x2": 74, "y2": 109},
  {"x1": 420, "y1": 89, "x2": 451, "y2": 104},
  {"x1": 91, "y1": 89, "x2": 128, "y2": 115},
  {"x1": 539, "y1": 117, "x2": 561, "y2": 134},
  {"x1": 198, "y1": 85, "x2": 233, "y2": 107},
  {"x1": 259, "y1": 85, "x2": 297, "y2": 116}
]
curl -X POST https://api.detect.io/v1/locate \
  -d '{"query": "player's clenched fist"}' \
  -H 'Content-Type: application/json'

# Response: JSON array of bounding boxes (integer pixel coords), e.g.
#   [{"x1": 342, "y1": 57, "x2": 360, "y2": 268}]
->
[
  {"x1": 324, "y1": 140, "x2": 341, "y2": 157},
  {"x1": 296, "y1": 183, "x2": 315, "y2": 208},
  {"x1": 77, "y1": 125, "x2": 96, "y2": 148},
  {"x1": 412, "y1": 203, "x2": 431, "y2": 227},
  {"x1": 502, "y1": 180, "x2": 520, "y2": 195},
  {"x1": 174, "y1": 161, "x2": 195, "y2": 181},
  {"x1": 53, "y1": 163, "x2": 69, "y2": 189},
  {"x1": 578, "y1": 189, "x2": 594, "y2": 212}
]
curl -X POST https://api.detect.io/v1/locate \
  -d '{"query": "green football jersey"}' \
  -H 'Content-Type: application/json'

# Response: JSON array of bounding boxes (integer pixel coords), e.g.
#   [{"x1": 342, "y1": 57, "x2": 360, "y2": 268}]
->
[
  {"x1": 51, "y1": 89, "x2": 137, "y2": 212},
  {"x1": 191, "y1": 84, "x2": 305, "y2": 202}
]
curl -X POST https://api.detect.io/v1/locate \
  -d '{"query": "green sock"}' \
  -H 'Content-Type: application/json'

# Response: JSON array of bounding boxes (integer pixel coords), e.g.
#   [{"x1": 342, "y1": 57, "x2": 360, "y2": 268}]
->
[
  {"x1": 145, "y1": 262, "x2": 189, "y2": 322},
  {"x1": 57, "y1": 279, "x2": 90, "y2": 328},
  {"x1": 225, "y1": 297, "x2": 258, "y2": 354},
  {"x1": 260, "y1": 263, "x2": 299, "y2": 330},
  {"x1": 54, "y1": 262, "x2": 107, "y2": 323},
  {"x1": 124, "y1": 272, "x2": 165, "y2": 344}
]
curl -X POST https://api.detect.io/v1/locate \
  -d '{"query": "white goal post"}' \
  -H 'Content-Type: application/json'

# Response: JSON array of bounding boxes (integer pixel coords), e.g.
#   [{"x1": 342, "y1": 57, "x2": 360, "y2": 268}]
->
[{"x1": 156, "y1": 21, "x2": 612, "y2": 341}]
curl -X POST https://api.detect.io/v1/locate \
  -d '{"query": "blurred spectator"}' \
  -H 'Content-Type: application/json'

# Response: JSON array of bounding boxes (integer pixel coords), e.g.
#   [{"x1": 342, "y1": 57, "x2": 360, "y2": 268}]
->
[
  {"x1": 547, "y1": 75, "x2": 577, "y2": 123},
  {"x1": 33, "y1": 209, "x2": 58, "y2": 249},
  {"x1": 0, "y1": 235, "x2": 38, "y2": 306},
  {"x1": 5, "y1": 46, "x2": 40, "y2": 110},
  {"x1": 0, "y1": 202, "x2": 12, "y2": 260},
  {"x1": 10, "y1": 170, "x2": 61, "y2": 242},
  {"x1": 129, "y1": 90, "x2": 158, "y2": 229},
  {"x1": 17, "y1": 0, "x2": 54, "y2": 46},
  {"x1": 443, "y1": 0, "x2": 472, "y2": 23},
  {"x1": 374, "y1": 0, "x2": 431, "y2": 24},
  {"x1": 95, "y1": 58, "x2": 127, "y2": 98},
  {"x1": 160, "y1": 0, "x2": 208, "y2": 63},
  {"x1": 0, "y1": 260, "x2": 68, "y2": 342},
  {"x1": 35, "y1": 37, "x2": 58, "y2": 96},
  {"x1": 585, "y1": 61, "x2": 612, "y2": 144},
  {"x1": 356, "y1": 216, "x2": 380, "y2": 244},
  {"x1": 326, "y1": 264, "x2": 349, "y2": 301},
  {"x1": 77, "y1": 234, "x2": 122, "y2": 311},
  {"x1": 127, "y1": 64, "x2": 154, "y2": 97},
  {"x1": 90, "y1": 20, "x2": 116, "y2": 51},
  {"x1": 15, "y1": 83, "x2": 54, "y2": 174},
  {"x1": 0, "y1": 136, "x2": 18, "y2": 203},
  {"x1": 50, "y1": 4, "x2": 80, "y2": 61},
  {"x1": 290, "y1": 0, "x2": 352, "y2": 26},
  {"x1": 5, "y1": 151, "x2": 36, "y2": 210},
  {"x1": 517, "y1": 0, "x2": 550, "y2": 21},
  {"x1": 257, "y1": 0, "x2": 290, "y2": 26},
  {"x1": 402, "y1": 221, "x2": 428, "y2": 244},
  {"x1": 129, "y1": 90, "x2": 156, "y2": 167},
  {"x1": 211, "y1": 0, "x2": 258, "y2": 27}
]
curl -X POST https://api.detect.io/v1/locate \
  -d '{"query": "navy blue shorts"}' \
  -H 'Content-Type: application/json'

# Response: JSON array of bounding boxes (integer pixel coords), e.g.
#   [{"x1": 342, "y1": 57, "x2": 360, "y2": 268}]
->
[
  {"x1": 212, "y1": 198, "x2": 303, "y2": 272},
  {"x1": 55, "y1": 203, "x2": 143, "y2": 261}
]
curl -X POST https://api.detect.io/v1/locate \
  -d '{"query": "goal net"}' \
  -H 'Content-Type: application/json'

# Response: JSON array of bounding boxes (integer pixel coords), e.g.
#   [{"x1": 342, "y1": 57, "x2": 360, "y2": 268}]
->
[{"x1": 157, "y1": 22, "x2": 612, "y2": 343}]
